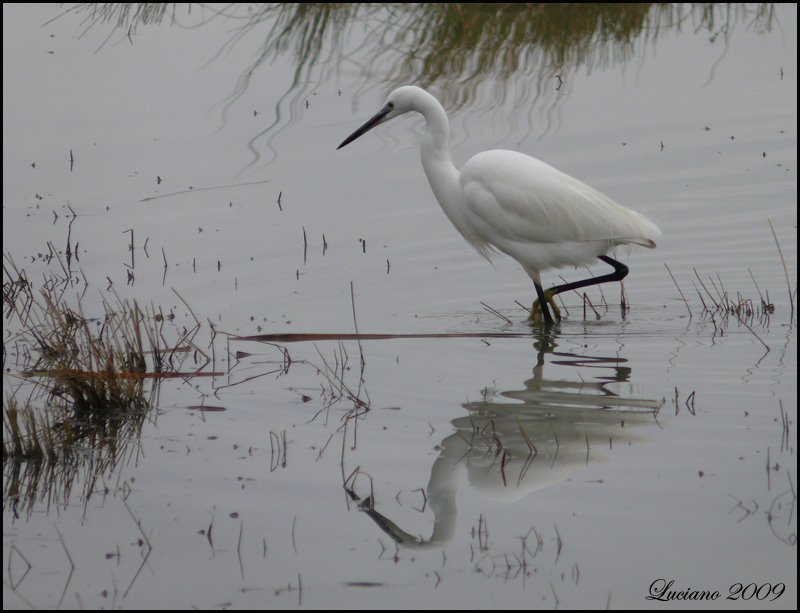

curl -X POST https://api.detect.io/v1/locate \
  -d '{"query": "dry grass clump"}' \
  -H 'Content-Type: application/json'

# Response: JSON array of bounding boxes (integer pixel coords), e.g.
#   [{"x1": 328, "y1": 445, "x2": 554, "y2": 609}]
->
[{"x1": 2, "y1": 256, "x2": 178, "y2": 464}]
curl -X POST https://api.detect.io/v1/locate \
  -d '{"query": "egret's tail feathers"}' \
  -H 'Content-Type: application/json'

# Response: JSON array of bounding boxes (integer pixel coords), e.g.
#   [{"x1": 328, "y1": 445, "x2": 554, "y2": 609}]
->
[{"x1": 632, "y1": 238, "x2": 657, "y2": 249}]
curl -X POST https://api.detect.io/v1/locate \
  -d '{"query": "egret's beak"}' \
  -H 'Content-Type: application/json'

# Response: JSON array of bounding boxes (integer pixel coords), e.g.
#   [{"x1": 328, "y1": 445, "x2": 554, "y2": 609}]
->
[{"x1": 337, "y1": 104, "x2": 392, "y2": 149}]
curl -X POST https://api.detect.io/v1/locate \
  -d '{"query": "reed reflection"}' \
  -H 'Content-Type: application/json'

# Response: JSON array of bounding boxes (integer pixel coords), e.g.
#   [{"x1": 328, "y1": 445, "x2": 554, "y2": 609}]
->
[
  {"x1": 221, "y1": 3, "x2": 776, "y2": 165},
  {"x1": 58, "y1": 3, "x2": 776, "y2": 164}
]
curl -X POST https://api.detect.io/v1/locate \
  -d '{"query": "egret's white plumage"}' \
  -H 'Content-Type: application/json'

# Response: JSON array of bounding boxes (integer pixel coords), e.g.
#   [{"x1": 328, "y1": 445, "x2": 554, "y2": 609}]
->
[{"x1": 338, "y1": 86, "x2": 660, "y2": 324}]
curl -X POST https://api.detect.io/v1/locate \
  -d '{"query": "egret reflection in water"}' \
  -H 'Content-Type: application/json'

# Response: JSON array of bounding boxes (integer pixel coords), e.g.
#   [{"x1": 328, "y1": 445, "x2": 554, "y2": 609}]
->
[{"x1": 348, "y1": 348, "x2": 662, "y2": 548}]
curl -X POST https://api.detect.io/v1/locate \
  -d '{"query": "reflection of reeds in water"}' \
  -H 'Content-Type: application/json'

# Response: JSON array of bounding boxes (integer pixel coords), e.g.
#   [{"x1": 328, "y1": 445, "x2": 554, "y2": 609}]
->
[
  {"x1": 51, "y1": 4, "x2": 777, "y2": 165},
  {"x1": 3, "y1": 257, "x2": 205, "y2": 514},
  {"x1": 227, "y1": 2, "x2": 778, "y2": 152},
  {"x1": 64, "y1": 4, "x2": 777, "y2": 107}
]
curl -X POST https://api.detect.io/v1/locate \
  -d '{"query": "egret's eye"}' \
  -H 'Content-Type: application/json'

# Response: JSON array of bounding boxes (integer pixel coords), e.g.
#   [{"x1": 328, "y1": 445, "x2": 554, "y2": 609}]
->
[{"x1": 387, "y1": 102, "x2": 394, "y2": 109}]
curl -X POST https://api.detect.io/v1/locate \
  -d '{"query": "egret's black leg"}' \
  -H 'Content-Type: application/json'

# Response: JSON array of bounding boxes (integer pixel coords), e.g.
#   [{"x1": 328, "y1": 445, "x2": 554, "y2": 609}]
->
[
  {"x1": 547, "y1": 256, "x2": 629, "y2": 300},
  {"x1": 532, "y1": 282, "x2": 554, "y2": 325},
  {"x1": 530, "y1": 256, "x2": 628, "y2": 322}
]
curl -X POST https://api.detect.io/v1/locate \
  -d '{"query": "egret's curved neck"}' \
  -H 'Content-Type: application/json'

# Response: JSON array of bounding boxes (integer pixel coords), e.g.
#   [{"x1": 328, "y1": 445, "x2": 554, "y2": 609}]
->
[{"x1": 415, "y1": 92, "x2": 461, "y2": 217}]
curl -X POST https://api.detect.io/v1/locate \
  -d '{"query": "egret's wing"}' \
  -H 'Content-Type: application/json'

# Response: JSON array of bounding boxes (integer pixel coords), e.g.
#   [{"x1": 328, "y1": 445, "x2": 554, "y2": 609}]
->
[{"x1": 460, "y1": 150, "x2": 660, "y2": 249}]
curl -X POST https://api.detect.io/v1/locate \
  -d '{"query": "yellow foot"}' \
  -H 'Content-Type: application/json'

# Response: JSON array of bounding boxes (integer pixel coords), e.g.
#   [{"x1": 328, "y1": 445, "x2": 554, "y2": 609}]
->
[{"x1": 528, "y1": 290, "x2": 562, "y2": 323}]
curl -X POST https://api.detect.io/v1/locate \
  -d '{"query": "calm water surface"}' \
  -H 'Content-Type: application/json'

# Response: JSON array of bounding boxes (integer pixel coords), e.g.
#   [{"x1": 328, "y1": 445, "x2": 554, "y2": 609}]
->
[{"x1": 3, "y1": 4, "x2": 796, "y2": 609}]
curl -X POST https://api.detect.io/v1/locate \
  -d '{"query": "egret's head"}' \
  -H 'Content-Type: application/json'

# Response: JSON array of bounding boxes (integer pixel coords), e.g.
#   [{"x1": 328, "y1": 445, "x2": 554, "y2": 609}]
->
[{"x1": 337, "y1": 86, "x2": 424, "y2": 150}]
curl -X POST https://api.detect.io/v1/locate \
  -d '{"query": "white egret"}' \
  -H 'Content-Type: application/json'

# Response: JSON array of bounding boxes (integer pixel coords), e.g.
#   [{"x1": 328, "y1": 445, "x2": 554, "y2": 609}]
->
[{"x1": 338, "y1": 86, "x2": 660, "y2": 324}]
